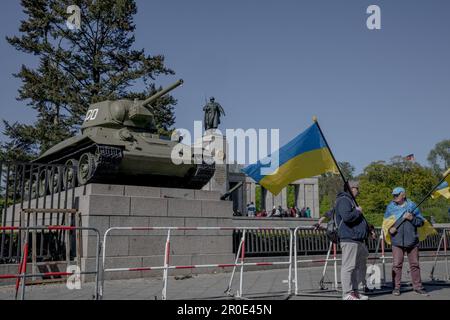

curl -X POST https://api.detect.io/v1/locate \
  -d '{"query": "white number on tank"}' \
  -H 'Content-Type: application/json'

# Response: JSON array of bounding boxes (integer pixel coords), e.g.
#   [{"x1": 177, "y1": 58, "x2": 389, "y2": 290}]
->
[{"x1": 85, "y1": 109, "x2": 99, "y2": 121}]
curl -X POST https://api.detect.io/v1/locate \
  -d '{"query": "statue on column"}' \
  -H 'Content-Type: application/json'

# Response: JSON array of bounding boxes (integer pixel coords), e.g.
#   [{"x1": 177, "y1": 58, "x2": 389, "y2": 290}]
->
[{"x1": 203, "y1": 97, "x2": 225, "y2": 130}]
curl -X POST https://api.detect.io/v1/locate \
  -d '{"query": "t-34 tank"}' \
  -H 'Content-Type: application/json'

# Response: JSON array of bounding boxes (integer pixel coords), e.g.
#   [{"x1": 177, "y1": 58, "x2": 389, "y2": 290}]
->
[{"x1": 33, "y1": 79, "x2": 215, "y2": 193}]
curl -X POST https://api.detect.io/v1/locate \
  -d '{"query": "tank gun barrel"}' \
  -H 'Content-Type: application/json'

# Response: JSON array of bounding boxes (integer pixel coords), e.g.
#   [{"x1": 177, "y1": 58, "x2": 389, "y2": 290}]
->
[{"x1": 140, "y1": 79, "x2": 184, "y2": 107}]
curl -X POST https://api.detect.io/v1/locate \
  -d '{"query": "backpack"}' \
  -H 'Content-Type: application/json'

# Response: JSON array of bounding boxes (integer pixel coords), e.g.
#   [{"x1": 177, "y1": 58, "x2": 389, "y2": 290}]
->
[
  {"x1": 325, "y1": 196, "x2": 352, "y2": 243},
  {"x1": 326, "y1": 207, "x2": 341, "y2": 243}
]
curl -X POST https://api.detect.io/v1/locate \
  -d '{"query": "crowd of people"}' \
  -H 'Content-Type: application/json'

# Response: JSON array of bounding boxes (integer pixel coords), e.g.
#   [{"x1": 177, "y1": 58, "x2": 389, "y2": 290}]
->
[{"x1": 236, "y1": 202, "x2": 313, "y2": 218}]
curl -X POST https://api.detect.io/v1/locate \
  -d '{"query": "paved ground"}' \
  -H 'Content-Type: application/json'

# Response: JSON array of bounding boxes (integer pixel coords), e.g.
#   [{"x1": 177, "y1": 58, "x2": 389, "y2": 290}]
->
[{"x1": 1, "y1": 260, "x2": 449, "y2": 300}]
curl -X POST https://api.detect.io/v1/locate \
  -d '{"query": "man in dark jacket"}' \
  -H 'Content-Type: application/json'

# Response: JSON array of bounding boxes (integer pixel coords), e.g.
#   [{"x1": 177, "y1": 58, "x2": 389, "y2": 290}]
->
[
  {"x1": 385, "y1": 187, "x2": 428, "y2": 296},
  {"x1": 336, "y1": 181, "x2": 370, "y2": 300}
]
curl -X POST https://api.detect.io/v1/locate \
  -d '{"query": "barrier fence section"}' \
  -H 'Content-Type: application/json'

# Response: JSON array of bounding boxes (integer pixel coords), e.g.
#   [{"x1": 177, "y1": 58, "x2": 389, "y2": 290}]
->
[
  {"x1": 224, "y1": 228, "x2": 293, "y2": 298},
  {"x1": 0, "y1": 226, "x2": 101, "y2": 300},
  {"x1": 232, "y1": 228, "x2": 295, "y2": 257},
  {"x1": 0, "y1": 161, "x2": 77, "y2": 264},
  {"x1": 101, "y1": 226, "x2": 294, "y2": 300},
  {"x1": 2, "y1": 225, "x2": 448, "y2": 300},
  {"x1": 235, "y1": 227, "x2": 448, "y2": 258},
  {"x1": 293, "y1": 227, "x2": 450, "y2": 296},
  {"x1": 430, "y1": 228, "x2": 450, "y2": 282}
]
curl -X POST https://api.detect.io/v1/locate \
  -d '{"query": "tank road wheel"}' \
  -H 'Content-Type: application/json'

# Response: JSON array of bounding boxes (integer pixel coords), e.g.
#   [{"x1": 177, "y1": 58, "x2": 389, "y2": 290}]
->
[
  {"x1": 63, "y1": 159, "x2": 79, "y2": 189},
  {"x1": 77, "y1": 153, "x2": 97, "y2": 186},
  {"x1": 23, "y1": 177, "x2": 37, "y2": 200},
  {"x1": 48, "y1": 167, "x2": 63, "y2": 194},
  {"x1": 37, "y1": 169, "x2": 49, "y2": 197}
]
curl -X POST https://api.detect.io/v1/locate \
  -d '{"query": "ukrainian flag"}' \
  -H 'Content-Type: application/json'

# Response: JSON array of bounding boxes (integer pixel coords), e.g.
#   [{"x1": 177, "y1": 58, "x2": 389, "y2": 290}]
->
[
  {"x1": 432, "y1": 181, "x2": 450, "y2": 199},
  {"x1": 382, "y1": 200, "x2": 437, "y2": 245},
  {"x1": 432, "y1": 169, "x2": 450, "y2": 200},
  {"x1": 241, "y1": 123, "x2": 338, "y2": 195}
]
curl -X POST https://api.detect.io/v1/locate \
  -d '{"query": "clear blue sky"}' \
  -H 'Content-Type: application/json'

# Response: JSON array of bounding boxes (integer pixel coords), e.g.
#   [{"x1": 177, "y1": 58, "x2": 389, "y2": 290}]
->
[{"x1": 1, "y1": 0, "x2": 449, "y2": 174}]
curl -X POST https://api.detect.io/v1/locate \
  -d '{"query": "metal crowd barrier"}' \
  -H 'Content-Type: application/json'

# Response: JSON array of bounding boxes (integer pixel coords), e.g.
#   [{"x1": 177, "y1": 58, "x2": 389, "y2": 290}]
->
[
  {"x1": 101, "y1": 226, "x2": 294, "y2": 300},
  {"x1": 1, "y1": 225, "x2": 448, "y2": 300},
  {"x1": 0, "y1": 226, "x2": 101, "y2": 300},
  {"x1": 429, "y1": 228, "x2": 450, "y2": 282},
  {"x1": 293, "y1": 227, "x2": 450, "y2": 297},
  {"x1": 233, "y1": 227, "x2": 448, "y2": 258},
  {"x1": 233, "y1": 228, "x2": 294, "y2": 257},
  {"x1": 224, "y1": 227, "x2": 293, "y2": 299}
]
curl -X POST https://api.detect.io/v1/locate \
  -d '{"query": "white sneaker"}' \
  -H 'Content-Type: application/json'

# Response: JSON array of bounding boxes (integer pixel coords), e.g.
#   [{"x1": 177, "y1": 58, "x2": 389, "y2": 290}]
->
[
  {"x1": 342, "y1": 293, "x2": 360, "y2": 300},
  {"x1": 355, "y1": 292, "x2": 369, "y2": 300}
]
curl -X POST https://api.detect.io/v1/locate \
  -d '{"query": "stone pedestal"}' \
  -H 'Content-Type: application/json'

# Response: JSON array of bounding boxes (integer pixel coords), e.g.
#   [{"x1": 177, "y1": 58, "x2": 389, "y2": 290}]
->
[
  {"x1": 246, "y1": 181, "x2": 256, "y2": 205},
  {"x1": 76, "y1": 184, "x2": 234, "y2": 281},
  {"x1": 202, "y1": 164, "x2": 228, "y2": 195},
  {"x1": 198, "y1": 131, "x2": 229, "y2": 195}
]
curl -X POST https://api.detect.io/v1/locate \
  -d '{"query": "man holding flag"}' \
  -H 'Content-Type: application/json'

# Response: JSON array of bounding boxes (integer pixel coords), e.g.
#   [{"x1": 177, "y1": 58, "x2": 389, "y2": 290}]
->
[{"x1": 382, "y1": 187, "x2": 436, "y2": 296}]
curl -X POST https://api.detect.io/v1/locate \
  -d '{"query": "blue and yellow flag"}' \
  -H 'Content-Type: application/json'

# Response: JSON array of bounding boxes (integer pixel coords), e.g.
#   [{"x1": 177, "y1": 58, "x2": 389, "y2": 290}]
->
[
  {"x1": 241, "y1": 123, "x2": 338, "y2": 195},
  {"x1": 381, "y1": 199, "x2": 437, "y2": 245},
  {"x1": 431, "y1": 169, "x2": 450, "y2": 200},
  {"x1": 432, "y1": 181, "x2": 450, "y2": 199}
]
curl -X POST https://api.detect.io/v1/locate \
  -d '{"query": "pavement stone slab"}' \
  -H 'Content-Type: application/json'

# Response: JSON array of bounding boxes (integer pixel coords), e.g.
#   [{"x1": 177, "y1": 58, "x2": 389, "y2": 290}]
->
[{"x1": 0, "y1": 261, "x2": 449, "y2": 300}]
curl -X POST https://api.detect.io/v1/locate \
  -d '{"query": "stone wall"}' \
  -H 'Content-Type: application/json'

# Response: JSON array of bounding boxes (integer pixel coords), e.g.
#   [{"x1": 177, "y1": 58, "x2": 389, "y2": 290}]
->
[
  {"x1": 1, "y1": 183, "x2": 322, "y2": 285},
  {"x1": 76, "y1": 184, "x2": 235, "y2": 281}
]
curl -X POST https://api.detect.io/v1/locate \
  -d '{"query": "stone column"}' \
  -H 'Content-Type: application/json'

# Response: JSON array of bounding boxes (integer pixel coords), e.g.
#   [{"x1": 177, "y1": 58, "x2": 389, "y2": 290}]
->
[
  {"x1": 239, "y1": 183, "x2": 245, "y2": 214},
  {"x1": 265, "y1": 189, "x2": 274, "y2": 211},
  {"x1": 245, "y1": 182, "x2": 250, "y2": 207},
  {"x1": 313, "y1": 182, "x2": 320, "y2": 218},
  {"x1": 296, "y1": 183, "x2": 305, "y2": 209},
  {"x1": 250, "y1": 182, "x2": 256, "y2": 204},
  {"x1": 281, "y1": 188, "x2": 288, "y2": 208},
  {"x1": 273, "y1": 191, "x2": 280, "y2": 208},
  {"x1": 304, "y1": 184, "x2": 315, "y2": 216},
  {"x1": 273, "y1": 188, "x2": 287, "y2": 208},
  {"x1": 246, "y1": 181, "x2": 256, "y2": 205}
]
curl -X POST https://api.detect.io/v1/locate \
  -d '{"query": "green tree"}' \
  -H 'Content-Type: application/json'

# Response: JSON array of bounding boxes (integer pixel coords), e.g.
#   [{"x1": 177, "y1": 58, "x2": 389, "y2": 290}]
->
[
  {"x1": 319, "y1": 196, "x2": 331, "y2": 216},
  {"x1": 421, "y1": 197, "x2": 449, "y2": 223},
  {"x1": 358, "y1": 159, "x2": 438, "y2": 226},
  {"x1": 318, "y1": 161, "x2": 354, "y2": 214},
  {"x1": 2, "y1": 0, "x2": 175, "y2": 161},
  {"x1": 428, "y1": 139, "x2": 450, "y2": 174},
  {"x1": 0, "y1": 122, "x2": 36, "y2": 162},
  {"x1": 287, "y1": 185, "x2": 296, "y2": 208},
  {"x1": 255, "y1": 185, "x2": 262, "y2": 212}
]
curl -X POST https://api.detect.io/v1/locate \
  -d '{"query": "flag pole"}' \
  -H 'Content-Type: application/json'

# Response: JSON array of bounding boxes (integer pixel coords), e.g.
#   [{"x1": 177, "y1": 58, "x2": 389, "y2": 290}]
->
[
  {"x1": 393, "y1": 170, "x2": 450, "y2": 230},
  {"x1": 313, "y1": 117, "x2": 376, "y2": 234},
  {"x1": 413, "y1": 170, "x2": 450, "y2": 210},
  {"x1": 312, "y1": 116, "x2": 359, "y2": 206}
]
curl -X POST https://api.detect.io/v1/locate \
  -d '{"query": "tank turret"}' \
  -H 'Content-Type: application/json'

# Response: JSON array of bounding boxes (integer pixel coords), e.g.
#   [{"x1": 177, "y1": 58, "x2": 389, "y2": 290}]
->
[{"x1": 81, "y1": 79, "x2": 184, "y2": 131}]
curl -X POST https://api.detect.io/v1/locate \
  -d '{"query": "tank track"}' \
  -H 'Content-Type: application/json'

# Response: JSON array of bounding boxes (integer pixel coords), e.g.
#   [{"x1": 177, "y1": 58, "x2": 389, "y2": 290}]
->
[
  {"x1": 46, "y1": 142, "x2": 213, "y2": 188},
  {"x1": 89, "y1": 145, "x2": 123, "y2": 183},
  {"x1": 185, "y1": 163, "x2": 216, "y2": 189}
]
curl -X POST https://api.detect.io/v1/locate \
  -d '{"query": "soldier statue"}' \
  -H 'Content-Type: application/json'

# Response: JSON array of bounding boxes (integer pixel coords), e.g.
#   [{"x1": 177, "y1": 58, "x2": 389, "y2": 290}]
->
[{"x1": 203, "y1": 97, "x2": 225, "y2": 130}]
